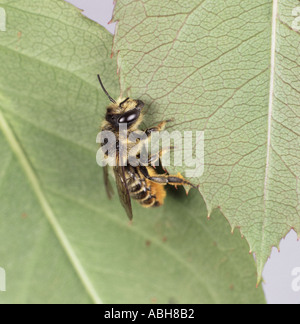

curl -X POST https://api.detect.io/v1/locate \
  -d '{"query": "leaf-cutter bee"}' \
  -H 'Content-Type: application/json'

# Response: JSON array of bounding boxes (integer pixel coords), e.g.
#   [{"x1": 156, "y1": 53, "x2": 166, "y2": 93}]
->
[{"x1": 98, "y1": 75, "x2": 197, "y2": 220}]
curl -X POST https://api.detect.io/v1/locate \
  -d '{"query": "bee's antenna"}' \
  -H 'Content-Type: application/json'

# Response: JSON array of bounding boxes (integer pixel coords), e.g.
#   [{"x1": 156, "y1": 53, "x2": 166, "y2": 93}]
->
[{"x1": 97, "y1": 74, "x2": 116, "y2": 104}]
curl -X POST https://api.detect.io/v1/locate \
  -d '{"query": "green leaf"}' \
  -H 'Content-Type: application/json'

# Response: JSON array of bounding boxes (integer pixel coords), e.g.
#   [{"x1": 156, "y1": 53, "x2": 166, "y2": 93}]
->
[
  {"x1": 0, "y1": 0, "x2": 265, "y2": 303},
  {"x1": 113, "y1": 0, "x2": 300, "y2": 279}
]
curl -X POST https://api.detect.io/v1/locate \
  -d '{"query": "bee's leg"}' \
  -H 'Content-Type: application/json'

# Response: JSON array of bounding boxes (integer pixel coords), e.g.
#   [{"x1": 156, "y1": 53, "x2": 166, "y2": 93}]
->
[
  {"x1": 129, "y1": 121, "x2": 172, "y2": 162},
  {"x1": 148, "y1": 146, "x2": 175, "y2": 167},
  {"x1": 145, "y1": 119, "x2": 174, "y2": 137},
  {"x1": 139, "y1": 166, "x2": 198, "y2": 189}
]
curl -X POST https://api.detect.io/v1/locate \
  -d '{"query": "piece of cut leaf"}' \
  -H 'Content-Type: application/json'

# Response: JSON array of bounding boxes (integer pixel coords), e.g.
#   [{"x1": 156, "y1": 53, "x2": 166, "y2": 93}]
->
[{"x1": 113, "y1": 0, "x2": 300, "y2": 280}]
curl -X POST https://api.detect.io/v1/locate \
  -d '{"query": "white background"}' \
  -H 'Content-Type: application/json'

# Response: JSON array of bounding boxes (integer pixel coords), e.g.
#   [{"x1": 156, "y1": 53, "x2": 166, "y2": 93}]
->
[{"x1": 66, "y1": 0, "x2": 300, "y2": 305}]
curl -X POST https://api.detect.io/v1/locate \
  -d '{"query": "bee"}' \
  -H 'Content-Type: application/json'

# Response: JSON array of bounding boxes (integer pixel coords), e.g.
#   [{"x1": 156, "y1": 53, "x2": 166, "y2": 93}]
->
[{"x1": 98, "y1": 75, "x2": 197, "y2": 220}]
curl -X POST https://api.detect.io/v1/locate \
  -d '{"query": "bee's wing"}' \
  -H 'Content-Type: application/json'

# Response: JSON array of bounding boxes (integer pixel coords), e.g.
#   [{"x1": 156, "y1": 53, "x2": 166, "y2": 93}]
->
[
  {"x1": 103, "y1": 165, "x2": 114, "y2": 200},
  {"x1": 113, "y1": 166, "x2": 133, "y2": 220}
]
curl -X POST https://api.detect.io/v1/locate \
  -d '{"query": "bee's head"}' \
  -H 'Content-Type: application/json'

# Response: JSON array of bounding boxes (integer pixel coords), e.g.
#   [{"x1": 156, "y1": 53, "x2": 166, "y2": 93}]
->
[{"x1": 98, "y1": 75, "x2": 144, "y2": 129}]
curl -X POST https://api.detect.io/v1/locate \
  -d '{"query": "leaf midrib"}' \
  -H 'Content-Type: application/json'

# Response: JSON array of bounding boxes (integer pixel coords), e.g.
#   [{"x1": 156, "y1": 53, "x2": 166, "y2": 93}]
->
[
  {"x1": 0, "y1": 108, "x2": 103, "y2": 304},
  {"x1": 259, "y1": 0, "x2": 279, "y2": 276},
  {"x1": 264, "y1": 0, "x2": 278, "y2": 206}
]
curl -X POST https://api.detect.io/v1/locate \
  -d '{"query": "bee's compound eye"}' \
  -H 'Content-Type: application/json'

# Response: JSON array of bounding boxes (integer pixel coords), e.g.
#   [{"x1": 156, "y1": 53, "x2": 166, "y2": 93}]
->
[
  {"x1": 118, "y1": 116, "x2": 126, "y2": 123},
  {"x1": 118, "y1": 111, "x2": 139, "y2": 125},
  {"x1": 119, "y1": 113, "x2": 137, "y2": 124}
]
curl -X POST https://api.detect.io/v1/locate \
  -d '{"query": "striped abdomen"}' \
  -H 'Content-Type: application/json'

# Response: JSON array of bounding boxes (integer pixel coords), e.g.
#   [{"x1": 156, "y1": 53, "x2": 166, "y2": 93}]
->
[{"x1": 125, "y1": 166, "x2": 166, "y2": 208}]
